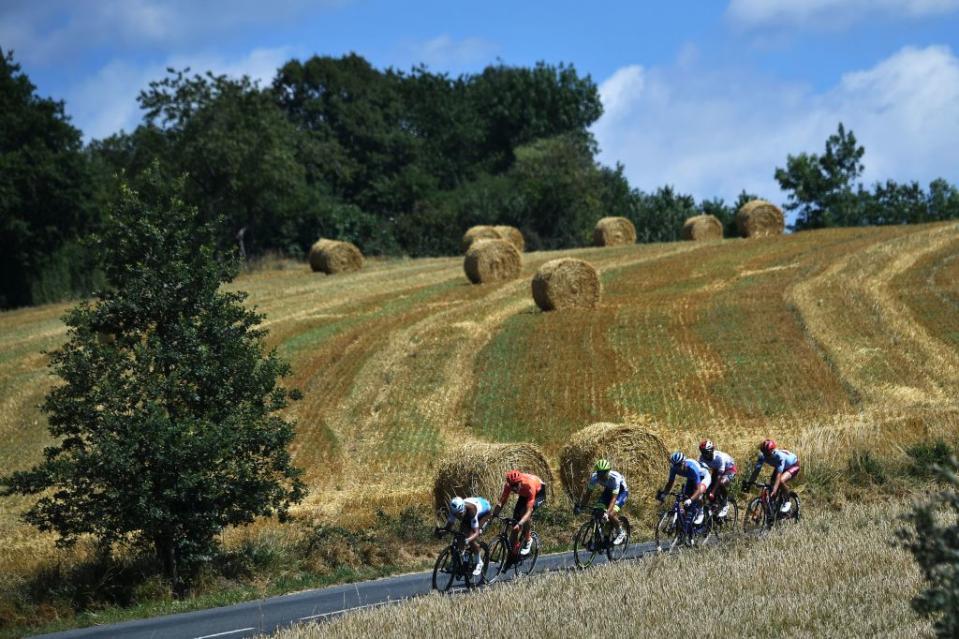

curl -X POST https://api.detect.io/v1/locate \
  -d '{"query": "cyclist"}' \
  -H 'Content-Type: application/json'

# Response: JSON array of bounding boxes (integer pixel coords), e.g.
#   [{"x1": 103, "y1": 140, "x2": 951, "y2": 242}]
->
[
  {"x1": 491, "y1": 469, "x2": 546, "y2": 556},
  {"x1": 743, "y1": 439, "x2": 800, "y2": 513},
  {"x1": 698, "y1": 439, "x2": 737, "y2": 519},
  {"x1": 436, "y1": 496, "x2": 492, "y2": 576},
  {"x1": 656, "y1": 451, "x2": 711, "y2": 527},
  {"x1": 575, "y1": 458, "x2": 628, "y2": 545}
]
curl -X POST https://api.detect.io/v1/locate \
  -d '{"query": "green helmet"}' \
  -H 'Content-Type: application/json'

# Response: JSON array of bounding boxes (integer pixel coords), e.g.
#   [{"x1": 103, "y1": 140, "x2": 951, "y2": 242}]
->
[{"x1": 594, "y1": 458, "x2": 611, "y2": 472}]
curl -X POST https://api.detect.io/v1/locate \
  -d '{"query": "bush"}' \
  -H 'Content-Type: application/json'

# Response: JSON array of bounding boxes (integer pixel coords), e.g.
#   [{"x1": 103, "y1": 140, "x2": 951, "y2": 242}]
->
[
  {"x1": 899, "y1": 455, "x2": 959, "y2": 637},
  {"x1": 906, "y1": 440, "x2": 955, "y2": 479},
  {"x1": 847, "y1": 451, "x2": 888, "y2": 486}
]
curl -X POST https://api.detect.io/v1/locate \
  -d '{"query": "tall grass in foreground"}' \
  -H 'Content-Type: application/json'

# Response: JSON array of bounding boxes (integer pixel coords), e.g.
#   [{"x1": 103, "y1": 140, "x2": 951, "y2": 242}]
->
[{"x1": 274, "y1": 499, "x2": 931, "y2": 639}]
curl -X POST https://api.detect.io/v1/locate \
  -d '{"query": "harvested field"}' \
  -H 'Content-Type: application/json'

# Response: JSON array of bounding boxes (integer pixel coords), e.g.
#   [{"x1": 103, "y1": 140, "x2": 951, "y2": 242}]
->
[{"x1": 2, "y1": 222, "x2": 959, "y2": 589}]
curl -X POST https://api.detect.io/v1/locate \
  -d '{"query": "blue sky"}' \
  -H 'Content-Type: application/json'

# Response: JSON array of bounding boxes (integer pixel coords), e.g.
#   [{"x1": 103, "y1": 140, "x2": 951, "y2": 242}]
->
[{"x1": 2, "y1": 0, "x2": 958, "y2": 204}]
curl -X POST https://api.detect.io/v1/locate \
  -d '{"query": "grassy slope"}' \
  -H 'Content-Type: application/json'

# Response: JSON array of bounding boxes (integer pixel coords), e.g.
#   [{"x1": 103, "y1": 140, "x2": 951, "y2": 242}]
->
[
  {"x1": 275, "y1": 498, "x2": 931, "y2": 639},
  {"x1": 0, "y1": 222, "x2": 957, "y2": 625}
]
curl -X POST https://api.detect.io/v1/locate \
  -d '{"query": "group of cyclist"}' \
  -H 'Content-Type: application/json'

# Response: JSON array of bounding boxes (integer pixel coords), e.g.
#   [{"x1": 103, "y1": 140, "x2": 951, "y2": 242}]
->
[{"x1": 437, "y1": 437, "x2": 801, "y2": 572}]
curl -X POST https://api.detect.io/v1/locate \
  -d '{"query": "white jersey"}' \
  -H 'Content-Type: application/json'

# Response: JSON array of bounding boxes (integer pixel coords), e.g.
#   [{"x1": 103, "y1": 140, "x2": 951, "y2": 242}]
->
[
  {"x1": 699, "y1": 450, "x2": 736, "y2": 475},
  {"x1": 588, "y1": 469, "x2": 628, "y2": 493}
]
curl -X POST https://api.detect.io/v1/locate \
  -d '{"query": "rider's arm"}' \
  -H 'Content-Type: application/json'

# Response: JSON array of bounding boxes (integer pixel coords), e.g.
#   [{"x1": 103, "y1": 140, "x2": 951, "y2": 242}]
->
[{"x1": 491, "y1": 483, "x2": 510, "y2": 517}]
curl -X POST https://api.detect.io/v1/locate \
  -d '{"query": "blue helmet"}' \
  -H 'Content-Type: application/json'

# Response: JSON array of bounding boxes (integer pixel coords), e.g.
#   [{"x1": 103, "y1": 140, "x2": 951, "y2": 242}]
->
[{"x1": 670, "y1": 451, "x2": 686, "y2": 466}]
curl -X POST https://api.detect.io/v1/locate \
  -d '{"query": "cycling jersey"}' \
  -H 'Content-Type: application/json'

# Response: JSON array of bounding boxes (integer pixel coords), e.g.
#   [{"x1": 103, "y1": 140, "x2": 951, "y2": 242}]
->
[
  {"x1": 500, "y1": 473, "x2": 544, "y2": 506},
  {"x1": 447, "y1": 497, "x2": 491, "y2": 530},
  {"x1": 699, "y1": 450, "x2": 736, "y2": 475},
  {"x1": 669, "y1": 459, "x2": 711, "y2": 494},
  {"x1": 755, "y1": 449, "x2": 799, "y2": 474},
  {"x1": 588, "y1": 469, "x2": 628, "y2": 494}
]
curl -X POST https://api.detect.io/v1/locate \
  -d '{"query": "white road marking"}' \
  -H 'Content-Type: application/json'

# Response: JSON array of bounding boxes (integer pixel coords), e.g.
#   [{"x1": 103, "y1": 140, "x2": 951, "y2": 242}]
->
[
  {"x1": 194, "y1": 628, "x2": 255, "y2": 639},
  {"x1": 298, "y1": 600, "x2": 396, "y2": 621}
]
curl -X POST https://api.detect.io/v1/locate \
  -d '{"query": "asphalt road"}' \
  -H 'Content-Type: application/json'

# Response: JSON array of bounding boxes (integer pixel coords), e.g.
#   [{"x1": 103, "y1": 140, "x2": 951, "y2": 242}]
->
[{"x1": 34, "y1": 539, "x2": 660, "y2": 639}]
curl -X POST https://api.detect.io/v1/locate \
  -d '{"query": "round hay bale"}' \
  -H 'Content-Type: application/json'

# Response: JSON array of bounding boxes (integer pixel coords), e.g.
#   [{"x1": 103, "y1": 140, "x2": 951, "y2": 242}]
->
[
  {"x1": 593, "y1": 217, "x2": 636, "y2": 247},
  {"x1": 308, "y1": 239, "x2": 364, "y2": 274},
  {"x1": 463, "y1": 239, "x2": 522, "y2": 284},
  {"x1": 433, "y1": 442, "x2": 554, "y2": 514},
  {"x1": 736, "y1": 200, "x2": 784, "y2": 238},
  {"x1": 681, "y1": 214, "x2": 723, "y2": 241},
  {"x1": 559, "y1": 422, "x2": 668, "y2": 505},
  {"x1": 531, "y1": 258, "x2": 601, "y2": 311},
  {"x1": 493, "y1": 225, "x2": 525, "y2": 253},
  {"x1": 461, "y1": 225, "x2": 502, "y2": 253}
]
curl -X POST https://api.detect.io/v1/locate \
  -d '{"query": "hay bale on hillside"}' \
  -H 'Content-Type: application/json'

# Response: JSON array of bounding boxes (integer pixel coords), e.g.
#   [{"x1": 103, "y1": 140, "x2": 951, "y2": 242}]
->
[
  {"x1": 461, "y1": 225, "x2": 502, "y2": 253},
  {"x1": 736, "y1": 200, "x2": 784, "y2": 238},
  {"x1": 559, "y1": 422, "x2": 668, "y2": 504},
  {"x1": 681, "y1": 214, "x2": 723, "y2": 241},
  {"x1": 531, "y1": 258, "x2": 601, "y2": 311},
  {"x1": 493, "y1": 225, "x2": 525, "y2": 253},
  {"x1": 308, "y1": 239, "x2": 364, "y2": 274},
  {"x1": 593, "y1": 217, "x2": 637, "y2": 247},
  {"x1": 433, "y1": 442, "x2": 554, "y2": 514},
  {"x1": 463, "y1": 239, "x2": 522, "y2": 284}
]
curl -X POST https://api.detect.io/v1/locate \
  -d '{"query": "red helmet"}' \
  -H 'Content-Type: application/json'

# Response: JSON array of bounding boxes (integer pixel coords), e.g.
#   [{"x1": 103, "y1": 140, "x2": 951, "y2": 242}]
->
[
  {"x1": 760, "y1": 439, "x2": 777, "y2": 455},
  {"x1": 506, "y1": 470, "x2": 522, "y2": 485},
  {"x1": 699, "y1": 439, "x2": 715, "y2": 454}
]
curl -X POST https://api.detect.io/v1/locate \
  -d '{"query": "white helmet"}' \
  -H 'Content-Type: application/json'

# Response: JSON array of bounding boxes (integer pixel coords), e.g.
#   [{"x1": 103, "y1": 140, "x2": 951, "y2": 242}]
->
[{"x1": 450, "y1": 497, "x2": 466, "y2": 515}]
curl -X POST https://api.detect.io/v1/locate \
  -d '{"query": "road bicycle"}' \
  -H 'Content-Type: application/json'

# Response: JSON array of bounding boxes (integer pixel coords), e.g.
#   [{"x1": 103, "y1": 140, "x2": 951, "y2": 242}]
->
[
  {"x1": 431, "y1": 528, "x2": 488, "y2": 592},
  {"x1": 572, "y1": 506, "x2": 631, "y2": 568},
  {"x1": 486, "y1": 517, "x2": 540, "y2": 583},
  {"x1": 655, "y1": 491, "x2": 713, "y2": 552},
  {"x1": 742, "y1": 482, "x2": 801, "y2": 535}
]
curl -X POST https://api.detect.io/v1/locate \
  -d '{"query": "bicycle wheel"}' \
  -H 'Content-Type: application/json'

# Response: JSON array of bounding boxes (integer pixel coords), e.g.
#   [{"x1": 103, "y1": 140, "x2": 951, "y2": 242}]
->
[
  {"x1": 742, "y1": 497, "x2": 768, "y2": 535},
  {"x1": 655, "y1": 509, "x2": 681, "y2": 552},
  {"x1": 714, "y1": 499, "x2": 740, "y2": 537},
  {"x1": 777, "y1": 493, "x2": 801, "y2": 523},
  {"x1": 606, "y1": 516, "x2": 630, "y2": 562},
  {"x1": 465, "y1": 542, "x2": 490, "y2": 588},
  {"x1": 516, "y1": 532, "x2": 540, "y2": 576},
  {"x1": 573, "y1": 520, "x2": 600, "y2": 568},
  {"x1": 485, "y1": 536, "x2": 509, "y2": 584},
  {"x1": 431, "y1": 547, "x2": 457, "y2": 592}
]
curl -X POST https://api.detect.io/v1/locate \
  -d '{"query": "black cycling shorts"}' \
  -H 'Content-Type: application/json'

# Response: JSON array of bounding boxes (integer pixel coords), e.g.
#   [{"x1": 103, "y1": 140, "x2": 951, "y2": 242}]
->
[{"x1": 512, "y1": 484, "x2": 547, "y2": 521}]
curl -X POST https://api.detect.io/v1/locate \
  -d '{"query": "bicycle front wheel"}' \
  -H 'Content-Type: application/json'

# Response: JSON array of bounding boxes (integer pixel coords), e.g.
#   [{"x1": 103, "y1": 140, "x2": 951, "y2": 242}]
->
[
  {"x1": 573, "y1": 521, "x2": 600, "y2": 568},
  {"x1": 486, "y1": 536, "x2": 509, "y2": 584},
  {"x1": 655, "y1": 509, "x2": 681, "y2": 552},
  {"x1": 742, "y1": 497, "x2": 768, "y2": 535},
  {"x1": 714, "y1": 499, "x2": 740, "y2": 537},
  {"x1": 606, "y1": 516, "x2": 630, "y2": 562},
  {"x1": 431, "y1": 547, "x2": 457, "y2": 592},
  {"x1": 516, "y1": 532, "x2": 540, "y2": 576}
]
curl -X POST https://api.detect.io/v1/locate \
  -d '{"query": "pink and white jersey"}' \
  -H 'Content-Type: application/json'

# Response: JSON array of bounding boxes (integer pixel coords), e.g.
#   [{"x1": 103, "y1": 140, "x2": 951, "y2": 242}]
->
[{"x1": 699, "y1": 450, "x2": 736, "y2": 475}]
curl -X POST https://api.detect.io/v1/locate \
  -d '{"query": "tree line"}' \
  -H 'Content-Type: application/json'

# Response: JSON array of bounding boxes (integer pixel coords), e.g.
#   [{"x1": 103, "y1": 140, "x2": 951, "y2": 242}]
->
[{"x1": 3, "y1": 48, "x2": 959, "y2": 309}]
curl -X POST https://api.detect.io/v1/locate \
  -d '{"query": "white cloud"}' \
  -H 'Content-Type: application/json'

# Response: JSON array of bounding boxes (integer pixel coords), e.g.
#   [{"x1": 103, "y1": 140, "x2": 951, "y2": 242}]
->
[
  {"x1": 66, "y1": 46, "x2": 296, "y2": 141},
  {"x1": 400, "y1": 35, "x2": 499, "y2": 72},
  {"x1": 592, "y1": 45, "x2": 959, "y2": 206},
  {"x1": 727, "y1": 0, "x2": 959, "y2": 29}
]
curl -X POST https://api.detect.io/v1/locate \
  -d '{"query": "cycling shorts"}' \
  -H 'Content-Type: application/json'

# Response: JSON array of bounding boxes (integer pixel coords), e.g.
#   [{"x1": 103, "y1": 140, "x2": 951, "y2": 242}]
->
[
  {"x1": 512, "y1": 484, "x2": 546, "y2": 521},
  {"x1": 784, "y1": 463, "x2": 800, "y2": 478},
  {"x1": 718, "y1": 465, "x2": 737, "y2": 485},
  {"x1": 597, "y1": 488, "x2": 629, "y2": 512}
]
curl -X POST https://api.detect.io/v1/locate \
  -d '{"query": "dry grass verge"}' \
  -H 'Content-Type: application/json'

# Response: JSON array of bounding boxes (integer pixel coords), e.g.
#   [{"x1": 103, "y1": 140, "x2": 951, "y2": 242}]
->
[{"x1": 273, "y1": 498, "x2": 929, "y2": 639}]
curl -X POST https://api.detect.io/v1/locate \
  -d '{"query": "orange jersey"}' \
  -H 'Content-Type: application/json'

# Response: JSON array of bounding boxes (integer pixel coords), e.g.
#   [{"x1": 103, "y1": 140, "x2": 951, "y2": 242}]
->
[{"x1": 500, "y1": 473, "x2": 543, "y2": 505}]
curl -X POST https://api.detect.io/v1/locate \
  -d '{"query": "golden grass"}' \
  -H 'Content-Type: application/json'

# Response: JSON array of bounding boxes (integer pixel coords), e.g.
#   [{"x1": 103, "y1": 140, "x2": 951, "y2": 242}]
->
[{"x1": 272, "y1": 498, "x2": 930, "y2": 639}]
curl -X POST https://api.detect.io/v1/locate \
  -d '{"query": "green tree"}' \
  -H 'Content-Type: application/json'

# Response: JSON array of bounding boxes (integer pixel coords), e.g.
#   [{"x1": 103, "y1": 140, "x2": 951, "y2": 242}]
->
[
  {"x1": 899, "y1": 455, "x2": 959, "y2": 637},
  {"x1": 775, "y1": 122, "x2": 865, "y2": 229},
  {"x1": 1, "y1": 168, "x2": 305, "y2": 590},
  {"x1": 0, "y1": 48, "x2": 97, "y2": 308}
]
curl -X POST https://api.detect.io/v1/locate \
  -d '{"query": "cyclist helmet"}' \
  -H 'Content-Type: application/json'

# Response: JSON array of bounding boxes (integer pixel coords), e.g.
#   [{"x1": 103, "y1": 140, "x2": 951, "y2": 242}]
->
[
  {"x1": 506, "y1": 469, "x2": 522, "y2": 485},
  {"x1": 594, "y1": 458, "x2": 612, "y2": 472},
  {"x1": 669, "y1": 451, "x2": 685, "y2": 466},
  {"x1": 450, "y1": 497, "x2": 466, "y2": 515},
  {"x1": 699, "y1": 439, "x2": 715, "y2": 459},
  {"x1": 760, "y1": 438, "x2": 777, "y2": 455}
]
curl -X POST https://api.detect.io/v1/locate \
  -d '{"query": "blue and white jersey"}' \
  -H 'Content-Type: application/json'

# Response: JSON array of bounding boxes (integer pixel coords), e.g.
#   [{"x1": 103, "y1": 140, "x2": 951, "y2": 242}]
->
[
  {"x1": 755, "y1": 449, "x2": 799, "y2": 474},
  {"x1": 588, "y1": 469, "x2": 628, "y2": 494},
  {"x1": 447, "y1": 497, "x2": 491, "y2": 530},
  {"x1": 669, "y1": 459, "x2": 710, "y2": 485},
  {"x1": 700, "y1": 450, "x2": 736, "y2": 474}
]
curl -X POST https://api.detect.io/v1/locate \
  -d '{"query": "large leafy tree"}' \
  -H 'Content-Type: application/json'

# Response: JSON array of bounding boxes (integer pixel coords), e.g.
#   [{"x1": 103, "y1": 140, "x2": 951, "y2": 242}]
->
[
  {"x1": 0, "y1": 48, "x2": 97, "y2": 308},
  {"x1": 1, "y1": 168, "x2": 305, "y2": 589}
]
